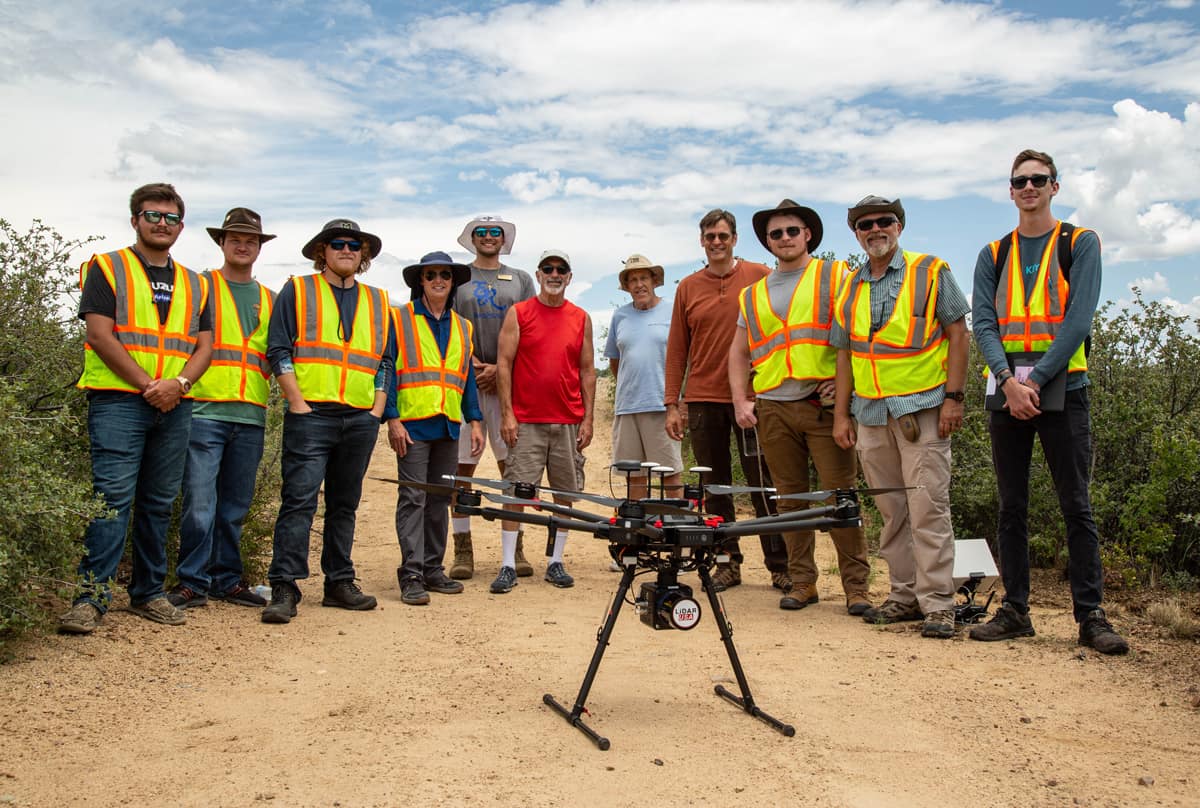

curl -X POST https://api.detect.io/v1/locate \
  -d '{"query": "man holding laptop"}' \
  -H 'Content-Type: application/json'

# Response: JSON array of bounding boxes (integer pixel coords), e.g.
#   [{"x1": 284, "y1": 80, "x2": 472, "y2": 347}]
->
[{"x1": 970, "y1": 148, "x2": 1127, "y2": 655}]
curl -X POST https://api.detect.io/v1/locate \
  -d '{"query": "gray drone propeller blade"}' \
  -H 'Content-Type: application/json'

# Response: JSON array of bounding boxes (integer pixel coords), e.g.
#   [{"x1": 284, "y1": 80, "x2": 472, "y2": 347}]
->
[
  {"x1": 706, "y1": 484, "x2": 777, "y2": 495},
  {"x1": 538, "y1": 486, "x2": 622, "y2": 507},
  {"x1": 440, "y1": 474, "x2": 513, "y2": 491},
  {"x1": 371, "y1": 477, "x2": 459, "y2": 497},
  {"x1": 773, "y1": 486, "x2": 918, "y2": 502}
]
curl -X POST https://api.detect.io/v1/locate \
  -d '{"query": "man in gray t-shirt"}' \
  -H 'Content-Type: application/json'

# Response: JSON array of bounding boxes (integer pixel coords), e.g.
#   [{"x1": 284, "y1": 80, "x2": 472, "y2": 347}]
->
[{"x1": 449, "y1": 215, "x2": 536, "y2": 579}]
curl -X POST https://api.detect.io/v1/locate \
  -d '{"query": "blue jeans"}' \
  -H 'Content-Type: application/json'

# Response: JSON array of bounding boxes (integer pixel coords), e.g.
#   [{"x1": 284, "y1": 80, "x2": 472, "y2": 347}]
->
[
  {"x1": 394, "y1": 437, "x2": 459, "y2": 583},
  {"x1": 177, "y1": 417, "x2": 265, "y2": 595},
  {"x1": 77, "y1": 392, "x2": 193, "y2": 611},
  {"x1": 268, "y1": 409, "x2": 379, "y2": 594},
  {"x1": 989, "y1": 387, "x2": 1104, "y2": 622}
]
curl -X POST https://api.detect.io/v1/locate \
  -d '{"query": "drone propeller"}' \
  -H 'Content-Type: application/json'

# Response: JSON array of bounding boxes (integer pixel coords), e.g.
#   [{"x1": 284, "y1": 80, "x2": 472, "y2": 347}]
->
[
  {"x1": 772, "y1": 486, "x2": 919, "y2": 502},
  {"x1": 441, "y1": 474, "x2": 513, "y2": 491},
  {"x1": 538, "y1": 486, "x2": 623, "y2": 507},
  {"x1": 706, "y1": 484, "x2": 777, "y2": 496},
  {"x1": 371, "y1": 477, "x2": 459, "y2": 497}
]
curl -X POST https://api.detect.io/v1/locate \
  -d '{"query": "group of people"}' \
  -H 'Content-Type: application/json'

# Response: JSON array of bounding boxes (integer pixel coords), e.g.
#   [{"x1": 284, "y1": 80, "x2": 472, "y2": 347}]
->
[{"x1": 58, "y1": 147, "x2": 1128, "y2": 656}]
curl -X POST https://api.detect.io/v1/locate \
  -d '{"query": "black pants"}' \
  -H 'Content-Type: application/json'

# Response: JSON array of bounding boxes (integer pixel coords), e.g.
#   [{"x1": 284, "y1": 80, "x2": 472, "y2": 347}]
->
[
  {"x1": 687, "y1": 401, "x2": 787, "y2": 572},
  {"x1": 988, "y1": 387, "x2": 1104, "y2": 622}
]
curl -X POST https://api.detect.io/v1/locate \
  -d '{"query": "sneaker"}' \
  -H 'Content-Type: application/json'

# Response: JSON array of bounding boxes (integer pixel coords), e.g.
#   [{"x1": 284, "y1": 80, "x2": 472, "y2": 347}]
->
[
  {"x1": 862, "y1": 599, "x2": 923, "y2": 625},
  {"x1": 921, "y1": 609, "x2": 956, "y2": 639},
  {"x1": 58, "y1": 602, "x2": 102, "y2": 635},
  {"x1": 490, "y1": 565, "x2": 518, "y2": 594},
  {"x1": 262, "y1": 585, "x2": 299, "y2": 624},
  {"x1": 771, "y1": 570, "x2": 793, "y2": 592},
  {"x1": 129, "y1": 596, "x2": 186, "y2": 626},
  {"x1": 423, "y1": 571, "x2": 464, "y2": 595},
  {"x1": 780, "y1": 582, "x2": 819, "y2": 611},
  {"x1": 210, "y1": 582, "x2": 267, "y2": 607},
  {"x1": 514, "y1": 532, "x2": 534, "y2": 578},
  {"x1": 166, "y1": 585, "x2": 208, "y2": 609},
  {"x1": 1078, "y1": 608, "x2": 1129, "y2": 655},
  {"x1": 544, "y1": 561, "x2": 575, "y2": 589},
  {"x1": 969, "y1": 602, "x2": 1035, "y2": 642},
  {"x1": 400, "y1": 579, "x2": 431, "y2": 606},
  {"x1": 709, "y1": 560, "x2": 742, "y2": 592},
  {"x1": 322, "y1": 579, "x2": 378, "y2": 611},
  {"x1": 846, "y1": 592, "x2": 872, "y2": 617}
]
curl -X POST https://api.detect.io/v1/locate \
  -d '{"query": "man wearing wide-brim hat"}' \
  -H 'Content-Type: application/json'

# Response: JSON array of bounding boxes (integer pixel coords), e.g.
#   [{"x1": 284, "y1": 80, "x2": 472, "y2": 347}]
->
[
  {"x1": 448, "y1": 215, "x2": 538, "y2": 582},
  {"x1": 384, "y1": 251, "x2": 484, "y2": 606},
  {"x1": 830, "y1": 195, "x2": 969, "y2": 640},
  {"x1": 730, "y1": 200, "x2": 871, "y2": 615},
  {"x1": 170, "y1": 208, "x2": 279, "y2": 612},
  {"x1": 262, "y1": 218, "x2": 396, "y2": 624},
  {"x1": 605, "y1": 254, "x2": 681, "y2": 501}
]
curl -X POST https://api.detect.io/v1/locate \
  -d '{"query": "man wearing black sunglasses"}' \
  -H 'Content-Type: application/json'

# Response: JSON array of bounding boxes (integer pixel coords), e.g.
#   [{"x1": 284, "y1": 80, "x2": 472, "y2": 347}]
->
[
  {"x1": 450, "y1": 215, "x2": 537, "y2": 581},
  {"x1": 969, "y1": 149, "x2": 1127, "y2": 655},
  {"x1": 831, "y1": 195, "x2": 970, "y2": 640},
  {"x1": 61, "y1": 182, "x2": 214, "y2": 634}
]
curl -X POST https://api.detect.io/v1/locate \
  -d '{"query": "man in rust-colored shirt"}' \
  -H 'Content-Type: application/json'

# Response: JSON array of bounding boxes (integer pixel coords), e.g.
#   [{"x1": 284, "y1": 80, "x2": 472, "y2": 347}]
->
[{"x1": 664, "y1": 208, "x2": 788, "y2": 593}]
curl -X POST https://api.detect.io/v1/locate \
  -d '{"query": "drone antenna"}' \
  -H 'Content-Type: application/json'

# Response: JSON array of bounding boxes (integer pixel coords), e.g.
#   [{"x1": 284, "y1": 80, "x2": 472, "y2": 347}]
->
[
  {"x1": 652, "y1": 466, "x2": 674, "y2": 499},
  {"x1": 688, "y1": 466, "x2": 712, "y2": 509}
]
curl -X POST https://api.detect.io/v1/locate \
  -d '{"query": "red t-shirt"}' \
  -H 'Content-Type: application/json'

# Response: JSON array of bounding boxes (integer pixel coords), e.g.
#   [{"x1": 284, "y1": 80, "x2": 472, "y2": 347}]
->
[{"x1": 512, "y1": 297, "x2": 587, "y2": 423}]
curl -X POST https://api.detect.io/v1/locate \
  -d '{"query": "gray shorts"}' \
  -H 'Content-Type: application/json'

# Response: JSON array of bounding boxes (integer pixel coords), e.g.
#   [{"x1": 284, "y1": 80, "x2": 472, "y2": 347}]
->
[
  {"x1": 611, "y1": 411, "x2": 683, "y2": 475},
  {"x1": 458, "y1": 389, "x2": 508, "y2": 465},
  {"x1": 504, "y1": 422, "x2": 580, "y2": 491}
]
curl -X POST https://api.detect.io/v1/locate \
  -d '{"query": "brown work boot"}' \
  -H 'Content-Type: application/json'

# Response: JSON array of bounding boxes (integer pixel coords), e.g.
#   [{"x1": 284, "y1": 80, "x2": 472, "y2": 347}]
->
[
  {"x1": 846, "y1": 592, "x2": 872, "y2": 617},
  {"x1": 449, "y1": 532, "x2": 473, "y2": 580},
  {"x1": 514, "y1": 531, "x2": 533, "y2": 577},
  {"x1": 709, "y1": 559, "x2": 742, "y2": 592},
  {"x1": 780, "y1": 581, "x2": 819, "y2": 611},
  {"x1": 771, "y1": 570, "x2": 793, "y2": 592}
]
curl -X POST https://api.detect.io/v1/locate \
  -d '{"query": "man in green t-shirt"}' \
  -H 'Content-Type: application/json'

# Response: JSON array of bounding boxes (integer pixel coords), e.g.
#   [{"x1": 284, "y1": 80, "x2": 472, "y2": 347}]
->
[{"x1": 170, "y1": 208, "x2": 277, "y2": 609}]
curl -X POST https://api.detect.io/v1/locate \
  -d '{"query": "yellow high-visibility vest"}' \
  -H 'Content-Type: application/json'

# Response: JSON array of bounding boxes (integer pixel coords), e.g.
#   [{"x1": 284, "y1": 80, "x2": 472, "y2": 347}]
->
[
  {"x1": 989, "y1": 221, "x2": 1090, "y2": 374},
  {"x1": 77, "y1": 248, "x2": 207, "y2": 393},
  {"x1": 290, "y1": 273, "x2": 389, "y2": 408},
  {"x1": 392, "y1": 303, "x2": 473, "y2": 422},
  {"x1": 190, "y1": 271, "x2": 275, "y2": 407},
  {"x1": 739, "y1": 258, "x2": 845, "y2": 393},
  {"x1": 835, "y1": 251, "x2": 948, "y2": 399}
]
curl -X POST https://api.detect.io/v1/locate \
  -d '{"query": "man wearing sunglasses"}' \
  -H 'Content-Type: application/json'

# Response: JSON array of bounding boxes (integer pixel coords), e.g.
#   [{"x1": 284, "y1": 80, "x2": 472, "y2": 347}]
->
[
  {"x1": 451, "y1": 215, "x2": 537, "y2": 581},
  {"x1": 969, "y1": 149, "x2": 1127, "y2": 655},
  {"x1": 492, "y1": 250, "x2": 595, "y2": 594},
  {"x1": 260, "y1": 219, "x2": 395, "y2": 624},
  {"x1": 831, "y1": 196, "x2": 969, "y2": 640},
  {"x1": 729, "y1": 200, "x2": 871, "y2": 614},
  {"x1": 61, "y1": 183, "x2": 214, "y2": 634},
  {"x1": 664, "y1": 209, "x2": 789, "y2": 594}
]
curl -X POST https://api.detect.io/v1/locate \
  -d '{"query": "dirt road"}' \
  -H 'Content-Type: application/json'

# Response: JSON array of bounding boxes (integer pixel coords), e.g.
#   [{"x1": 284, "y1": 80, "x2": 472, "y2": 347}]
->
[{"x1": 1, "y1": 384, "x2": 1197, "y2": 807}]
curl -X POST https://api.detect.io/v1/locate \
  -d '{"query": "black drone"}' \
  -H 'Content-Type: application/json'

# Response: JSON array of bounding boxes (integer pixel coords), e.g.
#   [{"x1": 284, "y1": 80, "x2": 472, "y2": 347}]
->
[{"x1": 382, "y1": 461, "x2": 897, "y2": 751}]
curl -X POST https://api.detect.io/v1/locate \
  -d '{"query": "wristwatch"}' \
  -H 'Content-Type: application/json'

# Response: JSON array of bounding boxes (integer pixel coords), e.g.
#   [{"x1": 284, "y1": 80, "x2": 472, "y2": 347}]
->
[
  {"x1": 175, "y1": 375, "x2": 192, "y2": 394},
  {"x1": 944, "y1": 390, "x2": 965, "y2": 402}
]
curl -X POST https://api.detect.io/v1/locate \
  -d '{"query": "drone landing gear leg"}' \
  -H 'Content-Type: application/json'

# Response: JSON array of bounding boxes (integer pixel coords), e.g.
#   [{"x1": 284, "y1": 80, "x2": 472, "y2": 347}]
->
[
  {"x1": 543, "y1": 564, "x2": 637, "y2": 751},
  {"x1": 698, "y1": 564, "x2": 796, "y2": 738}
]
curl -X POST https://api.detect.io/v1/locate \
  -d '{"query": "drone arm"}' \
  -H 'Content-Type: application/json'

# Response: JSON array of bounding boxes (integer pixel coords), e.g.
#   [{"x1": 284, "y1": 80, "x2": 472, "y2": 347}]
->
[{"x1": 717, "y1": 513, "x2": 862, "y2": 538}]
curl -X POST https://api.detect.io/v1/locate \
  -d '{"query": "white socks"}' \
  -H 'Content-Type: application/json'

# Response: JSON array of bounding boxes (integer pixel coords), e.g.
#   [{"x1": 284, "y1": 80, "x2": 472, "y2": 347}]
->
[
  {"x1": 501, "y1": 529, "x2": 518, "y2": 568},
  {"x1": 551, "y1": 530, "x2": 568, "y2": 564},
  {"x1": 452, "y1": 517, "x2": 471, "y2": 535}
]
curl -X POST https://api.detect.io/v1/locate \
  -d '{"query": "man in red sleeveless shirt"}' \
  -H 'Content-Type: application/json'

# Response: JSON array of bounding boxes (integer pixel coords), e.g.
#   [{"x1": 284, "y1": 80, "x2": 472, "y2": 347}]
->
[{"x1": 493, "y1": 249, "x2": 596, "y2": 594}]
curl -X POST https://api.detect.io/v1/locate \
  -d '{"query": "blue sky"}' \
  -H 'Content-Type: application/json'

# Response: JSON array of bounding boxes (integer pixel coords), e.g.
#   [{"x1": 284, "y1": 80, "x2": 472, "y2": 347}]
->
[{"x1": 2, "y1": 0, "x2": 1198, "y2": 335}]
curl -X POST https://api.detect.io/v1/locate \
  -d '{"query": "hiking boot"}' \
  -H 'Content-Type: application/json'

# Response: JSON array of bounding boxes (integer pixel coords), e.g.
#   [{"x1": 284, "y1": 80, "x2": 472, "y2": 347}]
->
[
  {"x1": 846, "y1": 592, "x2": 872, "y2": 617},
  {"x1": 921, "y1": 609, "x2": 956, "y2": 639},
  {"x1": 424, "y1": 571, "x2": 464, "y2": 595},
  {"x1": 490, "y1": 565, "x2": 518, "y2": 594},
  {"x1": 709, "y1": 560, "x2": 742, "y2": 592},
  {"x1": 129, "y1": 596, "x2": 186, "y2": 626},
  {"x1": 514, "y1": 531, "x2": 534, "y2": 577},
  {"x1": 771, "y1": 570, "x2": 793, "y2": 592},
  {"x1": 544, "y1": 561, "x2": 574, "y2": 589},
  {"x1": 58, "y1": 602, "x2": 102, "y2": 635},
  {"x1": 862, "y1": 599, "x2": 922, "y2": 625},
  {"x1": 400, "y1": 579, "x2": 431, "y2": 606},
  {"x1": 262, "y1": 585, "x2": 299, "y2": 624},
  {"x1": 449, "y1": 532, "x2": 474, "y2": 580},
  {"x1": 969, "y1": 602, "x2": 1035, "y2": 642},
  {"x1": 780, "y1": 581, "x2": 819, "y2": 611},
  {"x1": 210, "y1": 582, "x2": 267, "y2": 607},
  {"x1": 1079, "y1": 608, "x2": 1129, "y2": 655},
  {"x1": 166, "y1": 585, "x2": 208, "y2": 609},
  {"x1": 322, "y1": 579, "x2": 377, "y2": 611}
]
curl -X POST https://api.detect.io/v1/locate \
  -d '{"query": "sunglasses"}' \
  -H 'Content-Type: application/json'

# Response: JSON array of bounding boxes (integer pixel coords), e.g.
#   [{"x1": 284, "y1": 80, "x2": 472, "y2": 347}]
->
[
  {"x1": 767, "y1": 225, "x2": 806, "y2": 241},
  {"x1": 137, "y1": 210, "x2": 182, "y2": 226},
  {"x1": 702, "y1": 232, "x2": 732, "y2": 243},
  {"x1": 1010, "y1": 174, "x2": 1053, "y2": 189},
  {"x1": 328, "y1": 239, "x2": 362, "y2": 252},
  {"x1": 423, "y1": 269, "x2": 453, "y2": 281},
  {"x1": 855, "y1": 215, "x2": 898, "y2": 232},
  {"x1": 473, "y1": 226, "x2": 504, "y2": 238},
  {"x1": 539, "y1": 264, "x2": 571, "y2": 275}
]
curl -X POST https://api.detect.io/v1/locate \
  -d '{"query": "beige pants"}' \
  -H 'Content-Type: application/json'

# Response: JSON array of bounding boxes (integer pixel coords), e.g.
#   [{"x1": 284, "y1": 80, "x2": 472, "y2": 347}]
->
[{"x1": 855, "y1": 407, "x2": 956, "y2": 613}]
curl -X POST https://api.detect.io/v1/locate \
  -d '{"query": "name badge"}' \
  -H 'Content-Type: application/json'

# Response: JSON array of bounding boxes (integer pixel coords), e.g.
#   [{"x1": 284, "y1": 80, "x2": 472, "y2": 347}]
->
[{"x1": 497, "y1": 272, "x2": 512, "y2": 281}]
